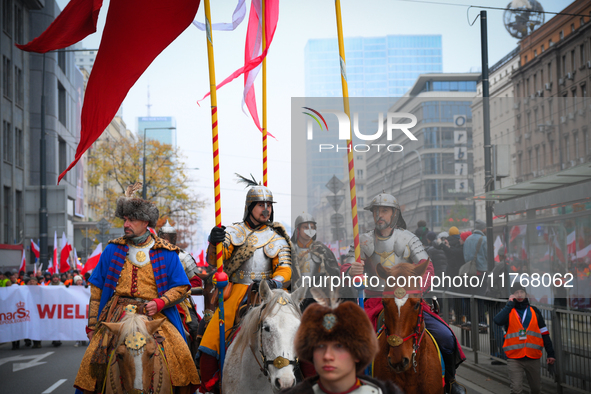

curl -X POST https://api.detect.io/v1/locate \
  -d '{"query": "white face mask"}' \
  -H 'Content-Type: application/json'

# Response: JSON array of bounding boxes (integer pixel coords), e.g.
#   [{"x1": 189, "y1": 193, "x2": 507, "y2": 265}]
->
[{"x1": 303, "y1": 229, "x2": 316, "y2": 239}]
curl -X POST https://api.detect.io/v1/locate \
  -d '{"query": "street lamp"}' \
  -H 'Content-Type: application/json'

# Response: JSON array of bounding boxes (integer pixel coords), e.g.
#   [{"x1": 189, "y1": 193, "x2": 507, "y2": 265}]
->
[{"x1": 142, "y1": 127, "x2": 176, "y2": 199}]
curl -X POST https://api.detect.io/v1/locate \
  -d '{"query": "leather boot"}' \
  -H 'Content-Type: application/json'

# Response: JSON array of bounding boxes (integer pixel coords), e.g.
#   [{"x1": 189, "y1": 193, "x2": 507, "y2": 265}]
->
[
  {"x1": 199, "y1": 353, "x2": 220, "y2": 394},
  {"x1": 442, "y1": 353, "x2": 466, "y2": 394}
]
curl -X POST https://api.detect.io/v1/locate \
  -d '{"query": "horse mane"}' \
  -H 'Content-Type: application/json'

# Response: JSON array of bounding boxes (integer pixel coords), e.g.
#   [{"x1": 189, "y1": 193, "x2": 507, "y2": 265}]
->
[
  {"x1": 114, "y1": 312, "x2": 151, "y2": 347},
  {"x1": 231, "y1": 289, "x2": 302, "y2": 358}
]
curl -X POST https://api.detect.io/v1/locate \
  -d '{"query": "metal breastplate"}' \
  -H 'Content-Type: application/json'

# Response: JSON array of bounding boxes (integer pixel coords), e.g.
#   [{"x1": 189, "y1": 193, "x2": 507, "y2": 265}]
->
[
  {"x1": 227, "y1": 223, "x2": 282, "y2": 284},
  {"x1": 127, "y1": 239, "x2": 155, "y2": 267},
  {"x1": 365, "y1": 229, "x2": 428, "y2": 292},
  {"x1": 293, "y1": 244, "x2": 320, "y2": 279}
]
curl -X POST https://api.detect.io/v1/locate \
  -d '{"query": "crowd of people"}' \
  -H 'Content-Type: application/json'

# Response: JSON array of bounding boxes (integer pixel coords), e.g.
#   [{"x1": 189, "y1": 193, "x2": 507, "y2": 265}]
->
[{"x1": 0, "y1": 269, "x2": 90, "y2": 287}]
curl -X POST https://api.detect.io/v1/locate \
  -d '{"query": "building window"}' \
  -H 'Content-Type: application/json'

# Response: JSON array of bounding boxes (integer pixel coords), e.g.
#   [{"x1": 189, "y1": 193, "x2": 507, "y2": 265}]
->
[
  {"x1": 548, "y1": 62, "x2": 552, "y2": 82},
  {"x1": 3, "y1": 187, "x2": 11, "y2": 243},
  {"x1": 572, "y1": 88, "x2": 577, "y2": 111},
  {"x1": 358, "y1": 197, "x2": 364, "y2": 207},
  {"x1": 15, "y1": 190, "x2": 21, "y2": 243},
  {"x1": 3, "y1": 0, "x2": 12, "y2": 37},
  {"x1": 574, "y1": 132, "x2": 580, "y2": 159},
  {"x1": 584, "y1": 130, "x2": 589, "y2": 156},
  {"x1": 14, "y1": 66, "x2": 22, "y2": 106},
  {"x1": 58, "y1": 50, "x2": 66, "y2": 73},
  {"x1": 535, "y1": 147, "x2": 540, "y2": 171},
  {"x1": 2, "y1": 56, "x2": 12, "y2": 99},
  {"x1": 565, "y1": 135, "x2": 570, "y2": 162},
  {"x1": 559, "y1": 31, "x2": 564, "y2": 40},
  {"x1": 518, "y1": 153, "x2": 522, "y2": 175},
  {"x1": 534, "y1": 50, "x2": 537, "y2": 58},
  {"x1": 59, "y1": 137, "x2": 67, "y2": 174},
  {"x1": 541, "y1": 45, "x2": 545, "y2": 53},
  {"x1": 542, "y1": 144, "x2": 546, "y2": 166},
  {"x1": 528, "y1": 150, "x2": 532, "y2": 174},
  {"x1": 15, "y1": 127, "x2": 22, "y2": 167},
  {"x1": 14, "y1": 4, "x2": 22, "y2": 43},
  {"x1": 571, "y1": 23, "x2": 575, "y2": 33},
  {"x1": 549, "y1": 39, "x2": 553, "y2": 47},
  {"x1": 358, "y1": 184, "x2": 364, "y2": 191},
  {"x1": 58, "y1": 82, "x2": 67, "y2": 126},
  {"x1": 549, "y1": 141, "x2": 554, "y2": 165},
  {"x1": 571, "y1": 50, "x2": 576, "y2": 71},
  {"x1": 581, "y1": 44, "x2": 586, "y2": 67},
  {"x1": 3, "y1": 121, "x2": 12, "y2": 163},
  {"x1": 356, "y1": 155, "x2": 363, "y2": 160},
  {"x1": 357, "y1": 169, "x2": 363, "y2": 179}
]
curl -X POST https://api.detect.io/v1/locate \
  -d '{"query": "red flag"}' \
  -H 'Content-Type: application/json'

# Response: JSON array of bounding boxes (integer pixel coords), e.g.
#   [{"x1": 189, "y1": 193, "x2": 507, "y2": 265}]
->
[
  {"x1": 15, "y1": 0, "x2": 103, "y2": 53},
  {"x1": 54, "y1": 0, "x2": 200, "y2": 183},
  {"x1": 19, "y1": 249, "x2": 26, "y2": 274},
  {"x1": 31, "y1": 239, "x2": 40, "y2": 260},
  {"x1": 198, "y1": 0, "x2": 279, "y2": 138},
  {"x1": 59, "y1": 232, "x2": 73, "y2": 273},
  {"x1": 509, "y1": 225, "x2": 526, "y2": 244},
  {"x1": 81, "y1": 243, "x2": 103, "y2": 275},
  {"x1": 198, "y1": 249, "x2": 206, "y2": 267}
]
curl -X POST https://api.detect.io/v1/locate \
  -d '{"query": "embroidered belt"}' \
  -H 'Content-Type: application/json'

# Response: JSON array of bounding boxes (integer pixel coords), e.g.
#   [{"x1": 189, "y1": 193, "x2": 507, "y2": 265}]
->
[{"x1": 230, "y1": 270, "x2": 273, "y2": 284}]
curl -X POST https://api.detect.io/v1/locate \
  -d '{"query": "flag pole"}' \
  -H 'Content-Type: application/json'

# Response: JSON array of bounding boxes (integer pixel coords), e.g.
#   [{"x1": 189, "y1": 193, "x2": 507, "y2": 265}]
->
[
  {"x1": 262, "y1": 0, "x2": 268, "y2": 186},
  {"x1": 334, "y1": 0, "x2": 363, "y2": 309},
  {"x1": 203, "y1": 0, "x2": 229, "y2": 377}
]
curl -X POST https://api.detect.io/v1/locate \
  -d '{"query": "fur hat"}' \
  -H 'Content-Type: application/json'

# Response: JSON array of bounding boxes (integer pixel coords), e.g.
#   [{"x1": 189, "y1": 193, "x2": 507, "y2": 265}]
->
[
  {"x1": 114, "y1": 182, "x2": 159, "y2": 228},
  {"x1": 294, "y1": 300, "x2": 378, "y2": 373}
]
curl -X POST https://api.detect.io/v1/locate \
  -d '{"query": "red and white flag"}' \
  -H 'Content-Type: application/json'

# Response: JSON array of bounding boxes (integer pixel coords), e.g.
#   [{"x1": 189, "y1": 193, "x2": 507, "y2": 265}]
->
[
  {"x1": 81, "y1": 243, "x2": 103, "y2": 275},
  {"x1": 49, "y1": 232, "x2": 58, "y2": 274},
  {"x1": 31, "y1": 239, "x2": 40, "y2": 261},
  {"x1": 74, "y1": 248, "x2": 83, "y2": 270},
  {"x1": 493, "y1": 236, "x2": 503, "y2": 262},
  {"x1": 567, "y1": 231, "x2": 576, "y2": 255},
  {"x1": 509, "y1": 225, "x2": 527, "y2": 244},
  {"x1": 18, "y1": 249, "x2": 26, "y2": 274},
  {"x1": 59, "y1": 232, "x2": 73, "y2": 273}
]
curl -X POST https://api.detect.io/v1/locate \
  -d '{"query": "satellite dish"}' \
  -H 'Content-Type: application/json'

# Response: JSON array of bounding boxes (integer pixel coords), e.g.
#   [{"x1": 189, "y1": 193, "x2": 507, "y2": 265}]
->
[{"x1": 503, "y1": 0, "x2": 545, "y2": 39}]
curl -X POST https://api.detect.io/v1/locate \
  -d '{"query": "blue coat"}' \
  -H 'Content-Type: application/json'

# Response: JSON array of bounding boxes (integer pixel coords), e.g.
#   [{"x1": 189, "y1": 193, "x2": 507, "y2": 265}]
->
[
  {"x1": 89, "y1": 241, "x2": 190, "y2": 341},
  {"x1": 463, "y1": 230, "x2": 488, "y2": 272}
]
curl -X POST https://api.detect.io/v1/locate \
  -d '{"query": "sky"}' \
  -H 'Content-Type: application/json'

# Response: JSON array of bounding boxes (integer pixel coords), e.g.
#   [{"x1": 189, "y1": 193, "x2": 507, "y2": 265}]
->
[{"x1": 56, "y1": 0, "x2": 573, "y2": 244}]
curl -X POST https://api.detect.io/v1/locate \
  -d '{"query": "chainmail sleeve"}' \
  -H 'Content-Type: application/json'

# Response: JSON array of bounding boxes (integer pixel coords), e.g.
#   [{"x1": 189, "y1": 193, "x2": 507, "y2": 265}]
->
[{"x1": 88, "y1": 284, "x2": 102, "y2": 330}]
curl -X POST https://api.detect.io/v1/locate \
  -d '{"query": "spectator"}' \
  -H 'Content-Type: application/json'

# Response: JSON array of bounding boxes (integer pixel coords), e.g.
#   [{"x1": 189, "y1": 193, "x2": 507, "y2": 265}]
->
[
  {"x1": 37, "y1": 276, "x2": 45, "y2": 285},
  {"x1": 493, "y1": 284, "x2": 555, "y2": 394},
  {"x1": 414, "y1": 220, "x2": 430, "y2": 246},
  {"x1": 73, "y1": 275, "x2": 84, "y2": 286},
  {"x1": 0, "y1": 271, "x2": 11, "y2": 286},
  {"x1": 463, "y1": 219, "x2": 488, "y2": 295},
  {"x1": 49, "y1": 273, "x2": 64, "y2": 286},
  {"x1": 16, "y1": 271, "x2": 26, "y2": 285},
  {"x1": 425, "y1": 231, "x2": 448, "y2": 278},
  {"x1": 43, "y1": 272, "x2": 52, "y2": 286},
  {"x1": 460, "y1": 231, "x2": 472, "y2": 245},
  {"x1": 60, "y1": 273, "x2": 68, "y2": 284},
  {"x1": 440, "y1": 227, "x2": 466, "y2": 279},
  {"x1": 83, "y1": 272, "x2": 91, "y2": 283},
  {"x1": 8, "y1": 271, "x2": 18, "y2": 286}
]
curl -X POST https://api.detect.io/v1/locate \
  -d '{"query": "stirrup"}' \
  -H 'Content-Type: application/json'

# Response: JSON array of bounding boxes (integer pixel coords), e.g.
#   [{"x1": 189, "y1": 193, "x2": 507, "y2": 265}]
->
[{"x1": 447, "y1": 379, "x2": 467, "y2": 394}]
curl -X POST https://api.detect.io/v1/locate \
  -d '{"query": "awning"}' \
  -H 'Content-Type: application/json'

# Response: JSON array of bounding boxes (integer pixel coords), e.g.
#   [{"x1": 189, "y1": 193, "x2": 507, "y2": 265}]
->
[{"x1": 473, "y1": 163, "x2": 591, "y2": 202}]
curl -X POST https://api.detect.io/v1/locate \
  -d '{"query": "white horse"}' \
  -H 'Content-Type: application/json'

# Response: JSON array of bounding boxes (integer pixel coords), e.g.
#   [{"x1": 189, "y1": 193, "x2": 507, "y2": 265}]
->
[{"x1": 222, "y1": 281, "x2": 306, "y2": 393}]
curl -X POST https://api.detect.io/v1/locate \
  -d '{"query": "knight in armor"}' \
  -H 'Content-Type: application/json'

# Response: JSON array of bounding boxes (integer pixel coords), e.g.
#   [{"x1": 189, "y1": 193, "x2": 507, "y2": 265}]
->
[
  {"x1": 340, "y1": 193, "x2": 467, "y2": 394},
  {"x1": 291, "y1": 213, "x2": 340, "y2": 310},
  {"x1": 74, "y1": 183, "x2": 200, "y2": 393},
  {"x1": 199, "y1": 183, "x2": 292, "y2": 392}
]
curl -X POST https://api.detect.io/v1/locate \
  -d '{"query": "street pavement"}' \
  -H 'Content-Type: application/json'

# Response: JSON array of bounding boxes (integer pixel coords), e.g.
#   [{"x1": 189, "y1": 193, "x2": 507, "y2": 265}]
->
[{"x1": 0, "y1": 341, "x2": 86, "y2": 394}]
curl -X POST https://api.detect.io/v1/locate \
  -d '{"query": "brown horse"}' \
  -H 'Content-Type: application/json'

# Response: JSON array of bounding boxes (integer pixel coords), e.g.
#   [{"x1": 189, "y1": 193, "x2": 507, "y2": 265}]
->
[
  {"x1": 103, "y1": 310, "x2": 172, "y2": 394},
  {"x1": 373, "y1": 260, "x2": 444, "y2": 394}
]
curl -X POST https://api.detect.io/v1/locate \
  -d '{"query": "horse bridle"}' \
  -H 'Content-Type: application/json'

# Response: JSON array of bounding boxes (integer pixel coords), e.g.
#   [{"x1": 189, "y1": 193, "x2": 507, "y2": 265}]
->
[
  {"x1": 382, "y1": 288, "x2": 425, "y2": 373},
  {"x1": 250, "y1": 300, "x2": 300, "y2": 379}
]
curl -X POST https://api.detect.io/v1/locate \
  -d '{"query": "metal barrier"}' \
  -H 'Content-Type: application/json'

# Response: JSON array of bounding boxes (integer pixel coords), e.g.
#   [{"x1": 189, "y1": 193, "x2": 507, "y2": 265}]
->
[{"x1": 434, "y1": 290, "x2": 591, "y2": 393}]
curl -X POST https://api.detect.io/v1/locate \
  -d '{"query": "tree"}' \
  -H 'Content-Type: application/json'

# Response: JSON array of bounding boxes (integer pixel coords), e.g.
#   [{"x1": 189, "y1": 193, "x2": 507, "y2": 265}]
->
[
  {"x1": 443, "y1": 199, "x2": 470, "y2": 229},
  {"x1": 87, "y1": 137, "x2": 205, "y2": 229}
]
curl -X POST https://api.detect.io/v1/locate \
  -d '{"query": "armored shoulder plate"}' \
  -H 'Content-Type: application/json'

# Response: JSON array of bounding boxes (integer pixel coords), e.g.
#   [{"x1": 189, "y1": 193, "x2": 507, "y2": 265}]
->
[
  {"x1": 226, "y1": 223, "x2": 248, "y2": 246},
  {"x1": 359, "y1": 231, "x2": 375, "y2": 259},
  {"x1": 264, "y1": 235, "x2": 289, "y2": 258},
  {"x1": 393, "y1": 228, "x2": 428, "y2": 263},
  {"x1": 179, "y1": 249, "x2": 199, "y2": 279}
]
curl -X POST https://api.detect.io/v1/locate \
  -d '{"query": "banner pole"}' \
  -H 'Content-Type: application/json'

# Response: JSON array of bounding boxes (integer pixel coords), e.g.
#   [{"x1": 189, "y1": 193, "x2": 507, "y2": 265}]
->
[
  {"x1": 203, "y1": 0, "x2": 228, "y2": 377},
  {"x1": 262, "y1": 0, "x2": 268, "y2": 186}
]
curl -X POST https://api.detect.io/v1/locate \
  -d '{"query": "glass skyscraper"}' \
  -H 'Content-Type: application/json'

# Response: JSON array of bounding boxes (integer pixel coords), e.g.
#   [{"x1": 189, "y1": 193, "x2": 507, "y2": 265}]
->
[
  {"x1": 303, "y1": 35, "x2": 443, "y2": 213},
  {"x1": 137, "y1": 117, "x2": 177, "y2": 147}
]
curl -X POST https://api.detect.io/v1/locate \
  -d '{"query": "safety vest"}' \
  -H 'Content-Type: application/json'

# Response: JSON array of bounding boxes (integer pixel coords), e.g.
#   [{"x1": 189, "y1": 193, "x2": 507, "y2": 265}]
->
[{"x1": 503, "y1": 307, "x2": 544, "y2": 359}]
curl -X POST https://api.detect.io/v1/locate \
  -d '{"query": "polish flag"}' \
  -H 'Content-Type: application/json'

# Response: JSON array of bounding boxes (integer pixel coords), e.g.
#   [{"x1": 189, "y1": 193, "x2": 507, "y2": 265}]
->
[
  {"x1": 31, "y1": 240, "x2": 40, "y2": 261},
  {"x1": 81, "y1": 243, "x2": 102, "y2": 275},
  {"x1": 576, "y1": 243, "x2": 591, "y2": 260},
  {"x1": 18, "y1": 249, "x2": 26, "y2": 274},
  {"x1": 493, "y1": 236, "x2": 503, "y2": 262},
  {"x1": 567, "y1": 231, "x2": 576, "y2": 255},
  {"x1": 74, "y1": 248, "x2": 83, "y2": 270},
  {"x1": 48, "y1": 232, "x2": 58, "y2": 274},
  {"x1": 59, "y1": 232, "x2": 73, "y2": 273},
  {"x1": 509, "y1": 225, "x2": 527, "y2": 244}
]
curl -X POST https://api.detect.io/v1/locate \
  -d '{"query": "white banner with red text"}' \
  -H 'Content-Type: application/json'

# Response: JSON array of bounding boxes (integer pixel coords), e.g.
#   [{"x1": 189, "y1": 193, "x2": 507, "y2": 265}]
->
[{"x1": 0, "y1": 286, "x2": 90, "y2": 341}]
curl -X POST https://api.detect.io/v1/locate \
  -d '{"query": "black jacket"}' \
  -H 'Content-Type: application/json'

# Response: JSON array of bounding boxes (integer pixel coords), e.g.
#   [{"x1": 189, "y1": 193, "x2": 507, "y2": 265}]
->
[
  {"x1": 280, "y1": 375, "x2": 403, "y2": 394},
  {"x1": 440, "y1": 236, "x2": 465, "y2": 277},
  {"x1": 493, "y1": 298, "x2": 555, "y2": 358},
  {"x1": 426, "y1": 245, "x2": 448, "y2": 276}
]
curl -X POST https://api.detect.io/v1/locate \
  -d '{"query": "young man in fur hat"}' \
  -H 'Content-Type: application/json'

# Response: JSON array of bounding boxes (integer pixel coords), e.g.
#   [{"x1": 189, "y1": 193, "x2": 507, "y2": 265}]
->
[
  {"x1": 199, "y1": 183, "x2": 292, "y2": 392},
  {"x1": 282, "y1": 299, "x2": 402, "y2": 394},
  {"x1": 74, "y1": 183, "x2": 200, "y2": 394},
  {"x1": 340, "y1": 193, "x2": 467, "y2": 394}
]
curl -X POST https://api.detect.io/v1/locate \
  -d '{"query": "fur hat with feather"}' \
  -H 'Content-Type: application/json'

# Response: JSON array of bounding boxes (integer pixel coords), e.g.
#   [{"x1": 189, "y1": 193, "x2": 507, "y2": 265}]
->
[
  {"x1": 294, "y1": 289, "x2": 378, "y2": 373},
  {"x1": 115, "y1": 182, "x2": 159, "y2": 228}
]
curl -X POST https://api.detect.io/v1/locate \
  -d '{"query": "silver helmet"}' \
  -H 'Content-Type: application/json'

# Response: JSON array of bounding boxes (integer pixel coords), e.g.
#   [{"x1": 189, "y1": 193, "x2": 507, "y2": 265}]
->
[
  {"x1": 292, "y1": 213, "x2": 317, "y2": 242},
  {"x1": 364, "y1": 193, "x2": 406, "y2": 230},
  {"x1": 159, "y1": 220, "x2": 176, "y2": 234},
  {"x1": 243, "y1": 185, "x2": 275, "y2": 222}
]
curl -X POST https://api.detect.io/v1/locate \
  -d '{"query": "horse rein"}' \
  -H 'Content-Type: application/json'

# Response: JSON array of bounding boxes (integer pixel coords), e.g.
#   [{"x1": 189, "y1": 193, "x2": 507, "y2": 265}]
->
[
  {"x1": 382, "y1": 288, "x2": 425, "y2": 373},
  {"x1": 249, "y1": 300, "x2": 299, "y2": 379}
]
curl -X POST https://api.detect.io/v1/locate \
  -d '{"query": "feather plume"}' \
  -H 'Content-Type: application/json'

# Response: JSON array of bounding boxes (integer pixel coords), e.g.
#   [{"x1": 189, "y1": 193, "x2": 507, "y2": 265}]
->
[
  {"x1": 310, "y1": 288, "x2": 340, "y2": 309},
  {"x1": 125, "y1": 182, "x2": 143, "y2": 198},
  {"x1": 235, "y1": 173, "x2": 258, "y2": 188}
]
